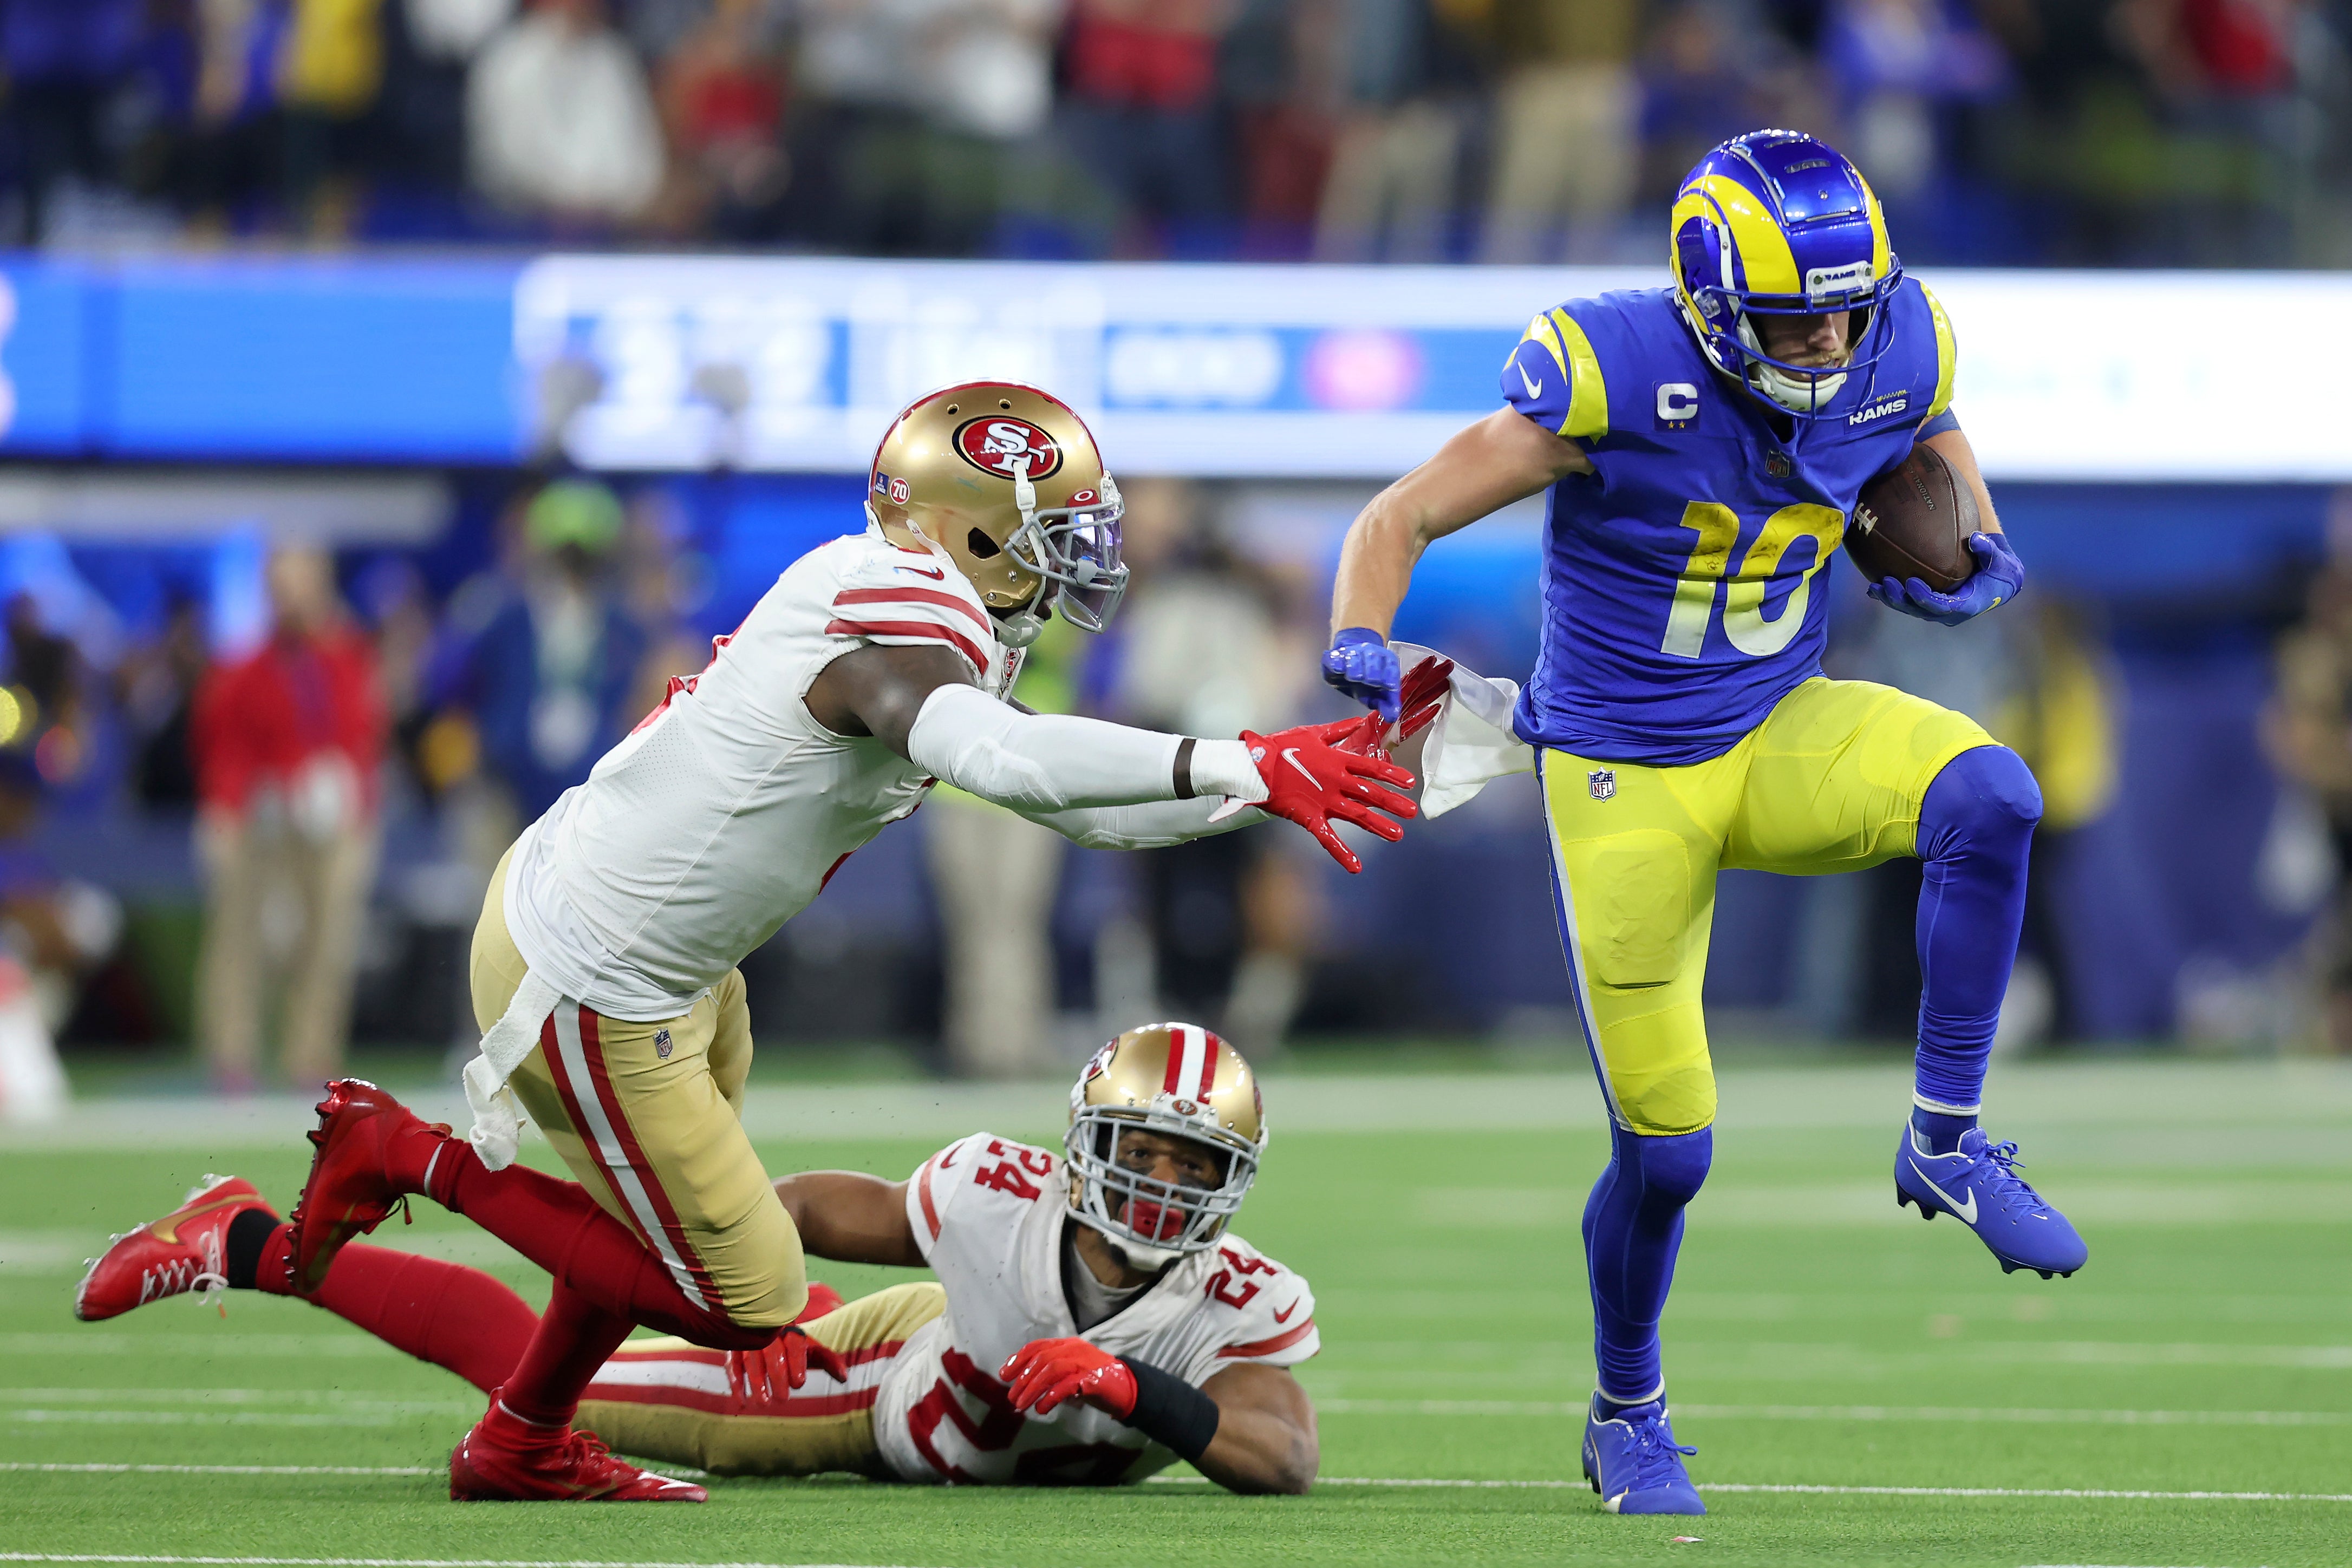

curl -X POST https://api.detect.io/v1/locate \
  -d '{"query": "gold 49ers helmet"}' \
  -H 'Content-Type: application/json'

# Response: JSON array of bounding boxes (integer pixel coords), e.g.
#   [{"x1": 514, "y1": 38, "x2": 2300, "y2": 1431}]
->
[
  {"x1": 1067, "y1": 1022, "x2": 1266, "y2": 1262},
  {"x1": 866, "y1": 381, "x2": 1128, "y2": 646}
]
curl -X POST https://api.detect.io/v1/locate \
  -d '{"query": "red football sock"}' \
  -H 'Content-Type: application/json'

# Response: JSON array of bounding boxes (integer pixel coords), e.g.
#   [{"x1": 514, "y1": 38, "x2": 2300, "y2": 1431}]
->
[
  {"x1": 255, "y1": 1224, "x2": 540, "y2": 1395},
  {"x1": 427, "y1": 1140, "x2": 774, "y2": 1350},
  {"x1": 496, "y1": 1279, "x2": 637, "y2": 1430}
]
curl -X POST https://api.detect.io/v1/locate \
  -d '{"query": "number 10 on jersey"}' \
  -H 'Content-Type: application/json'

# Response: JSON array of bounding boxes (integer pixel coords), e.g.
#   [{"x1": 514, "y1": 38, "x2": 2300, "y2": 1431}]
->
[{"x1": 1661, "y1": 501, "x2": 1847, "y2": 659}]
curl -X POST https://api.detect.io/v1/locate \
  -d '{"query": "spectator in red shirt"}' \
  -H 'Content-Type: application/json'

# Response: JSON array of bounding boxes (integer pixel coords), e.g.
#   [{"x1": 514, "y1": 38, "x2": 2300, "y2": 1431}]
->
[
  {"x1": 191, "y1": 546, "x2": 387, "y2": 1093},
  {"x1": 1060, "y1": 0, "x2": 1237, "y2": 252}
]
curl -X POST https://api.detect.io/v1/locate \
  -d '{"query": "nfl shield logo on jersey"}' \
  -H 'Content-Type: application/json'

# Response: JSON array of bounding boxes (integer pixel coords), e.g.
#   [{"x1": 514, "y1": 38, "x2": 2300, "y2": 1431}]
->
[
  {"x1": 1588, "y1": 769, "x2": 1617, "y2": 801},
  {"x1": 654, "y1": 1027, "x2": 673, "y2": 1059}
]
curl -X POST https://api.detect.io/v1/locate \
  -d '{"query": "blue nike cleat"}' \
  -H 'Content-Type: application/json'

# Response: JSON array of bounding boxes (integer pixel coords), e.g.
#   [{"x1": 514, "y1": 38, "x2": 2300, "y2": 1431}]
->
[
  {"x1": 1895, "y1": 1123, "x2": 2088, "y2": 1278},
  {"x1": 1581, "y1": 1396, "x2": 1705, "y2": 1514}
]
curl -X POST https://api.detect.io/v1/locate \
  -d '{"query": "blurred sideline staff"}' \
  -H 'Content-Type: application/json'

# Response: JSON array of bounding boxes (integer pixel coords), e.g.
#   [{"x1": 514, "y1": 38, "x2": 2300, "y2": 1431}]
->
[
  {"x1": 191, "y1": 546, "x2": 388, "y2": 1093},
  {"x1": 1112, "y1": 479, "x2": 1320, "y2": 1054}
]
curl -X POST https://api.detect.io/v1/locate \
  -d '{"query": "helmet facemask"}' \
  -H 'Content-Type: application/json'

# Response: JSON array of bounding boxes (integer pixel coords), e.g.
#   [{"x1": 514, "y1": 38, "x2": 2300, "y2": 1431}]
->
[
  {"x1": 1066, "y1": 1105, "x2": 1259, "y2": 1266},
  {"x1": 1006, "y1": 469, "x2": 1129, "y2": 636}
]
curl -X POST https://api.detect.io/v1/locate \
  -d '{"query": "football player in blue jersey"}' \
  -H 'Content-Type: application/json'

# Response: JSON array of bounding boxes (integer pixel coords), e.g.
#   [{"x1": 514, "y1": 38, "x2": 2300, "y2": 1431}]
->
[{"x1": 1321, "y1": 129, "x2": 2086, "y2": 1515}]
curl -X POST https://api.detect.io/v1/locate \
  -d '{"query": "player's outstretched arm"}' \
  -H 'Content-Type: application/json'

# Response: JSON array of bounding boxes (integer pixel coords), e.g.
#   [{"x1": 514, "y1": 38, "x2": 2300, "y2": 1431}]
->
[
  {"x1": 1326, "y1": 408, "x2": 1588, "y2": 716},
  {"x1": 998, "y1": 1341, "x2": 1319, "y2": 1495},
  {"x1": 1193, "y1": 1362, "x2": 1319, "y2": 1495},
  {"x1": 771, "y1": 1171, "x2": 924, "y2": 1267},
  {"x1": 808, "y1": 641, "x2": 1416, "y2": 872}
]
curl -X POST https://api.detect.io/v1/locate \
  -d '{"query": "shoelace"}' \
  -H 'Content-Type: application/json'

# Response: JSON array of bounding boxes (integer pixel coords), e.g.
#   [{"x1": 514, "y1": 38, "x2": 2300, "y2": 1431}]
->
[
  {"x1": 1624, "y1": 1413, "x2": 1698, "y2": 1489},
  {"x1": 1970, "y1": 1139, "x2": 2050, "y2": 1210}
]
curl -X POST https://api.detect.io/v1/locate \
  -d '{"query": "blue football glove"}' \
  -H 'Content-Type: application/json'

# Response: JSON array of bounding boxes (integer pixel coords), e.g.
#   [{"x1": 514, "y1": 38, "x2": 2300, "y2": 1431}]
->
[
  {"x1": 1867, "y1": 532, "x2": 2025, "y2": 627},
  {"x1": 1322, "y1": 628, "x2": 1402, "y2": 721}
]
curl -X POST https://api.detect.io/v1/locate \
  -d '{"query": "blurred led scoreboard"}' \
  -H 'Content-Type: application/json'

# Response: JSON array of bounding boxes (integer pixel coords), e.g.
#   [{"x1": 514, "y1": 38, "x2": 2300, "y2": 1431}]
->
[{"x1": 2, "y1": 254, "x2": 2346, "y2": 480}]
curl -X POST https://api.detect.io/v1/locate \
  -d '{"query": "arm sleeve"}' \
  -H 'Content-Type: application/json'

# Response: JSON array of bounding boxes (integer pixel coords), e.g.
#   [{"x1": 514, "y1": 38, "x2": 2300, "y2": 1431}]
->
[
  {"x1": 907, "y1": 683, "x2": 1268, "y2": 813},
  {"x1": 1916, "y1": 409, "x2": 1961, "y2": 440},
  {"x1": 1014, "y1": 798, "x2": 1267, "y2": 850}
]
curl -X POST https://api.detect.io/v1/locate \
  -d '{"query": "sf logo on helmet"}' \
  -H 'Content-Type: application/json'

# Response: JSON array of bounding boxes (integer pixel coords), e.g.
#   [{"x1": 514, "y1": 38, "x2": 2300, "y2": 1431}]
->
[{"x1": 954, "y1": 416, "x2": 1064, "y2": 481}]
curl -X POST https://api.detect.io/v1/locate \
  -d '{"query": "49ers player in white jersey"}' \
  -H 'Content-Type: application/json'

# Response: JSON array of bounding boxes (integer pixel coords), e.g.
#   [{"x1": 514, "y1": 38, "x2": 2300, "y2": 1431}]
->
[
  {"x1": 269, "y1": 383, "x2": 1397, "y2": 1502},
  {"x1": 76, "y1": 1025, "x2": 1318, "y2": 1494},
  {"x1": 580, "y1": 1022, "x2": 1315, "y2": 1490}
]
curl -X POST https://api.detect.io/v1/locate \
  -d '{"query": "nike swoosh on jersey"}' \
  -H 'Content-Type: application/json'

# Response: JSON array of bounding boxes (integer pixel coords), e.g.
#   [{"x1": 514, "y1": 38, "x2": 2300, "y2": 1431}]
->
[
  {"x1": 1280, "y1": 748, "x2": 1319, "y2": 786},
  {"x1": 1518, "y1": 361, "x2": 1544, "y2": 401},
  {"x1": 1273, "y1": 1299, "x2": 1299, "y2": 1323},
  {"x1": 1913, "y1": 1164, "x2": 1978, "y2": 1226},
  {"x1": 897, "y1": 564, "x2": 946, "y2": 580}
]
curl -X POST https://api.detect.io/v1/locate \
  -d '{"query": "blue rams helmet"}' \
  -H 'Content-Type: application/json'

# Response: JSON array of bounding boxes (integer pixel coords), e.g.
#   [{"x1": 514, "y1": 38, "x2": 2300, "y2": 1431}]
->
[{"x1": 1669, "y1": 129, "x2": 1904, "y2": 417}]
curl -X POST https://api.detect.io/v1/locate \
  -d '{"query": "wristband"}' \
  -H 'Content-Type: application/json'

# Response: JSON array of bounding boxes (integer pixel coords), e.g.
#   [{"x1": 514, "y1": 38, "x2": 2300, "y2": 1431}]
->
[
  {"x1": 1117, "y1": 1356, "x2": 1220, "y2": 1464},
  {"x1": 1174, "y1": 737, "x2": 1197, "y2": 800}
]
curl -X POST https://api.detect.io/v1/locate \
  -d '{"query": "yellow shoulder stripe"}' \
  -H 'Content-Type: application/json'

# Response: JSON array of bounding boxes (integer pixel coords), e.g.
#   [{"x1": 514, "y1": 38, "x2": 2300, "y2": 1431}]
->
[
  {"x1": 1523, "y1": 312, "x2": 1571, "y2": 382},
  {"x1": 1548, "y1": 308, "x2": 1608, "y2": 441},
  {"x1": 1920, "y1": 283, "x2": 1958, "y2": 419}
]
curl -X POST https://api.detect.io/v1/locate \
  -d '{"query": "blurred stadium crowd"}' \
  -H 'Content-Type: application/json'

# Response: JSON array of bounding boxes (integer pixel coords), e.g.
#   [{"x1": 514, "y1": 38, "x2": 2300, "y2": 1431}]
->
[
  {"x1": 0, "y1": 473, "x2": 1366, "y2": 1100},
  {"x1": 4, "y1": 456, "x2": 2349, "y2": 1112},
  {"x1": 4, "y1": 0, "x2": 2349, "y2": 264}
]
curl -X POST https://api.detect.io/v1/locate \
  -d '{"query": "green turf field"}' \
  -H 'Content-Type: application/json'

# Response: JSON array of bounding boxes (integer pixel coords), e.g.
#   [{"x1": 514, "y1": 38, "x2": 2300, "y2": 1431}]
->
[{"x1": 4, "y1": 1056, "x2": 2348, "y2": 1567}]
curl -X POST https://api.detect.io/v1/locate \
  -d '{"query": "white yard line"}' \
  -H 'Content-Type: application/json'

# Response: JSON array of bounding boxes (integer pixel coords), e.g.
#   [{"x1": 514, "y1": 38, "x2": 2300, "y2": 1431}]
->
[
  {"x1": 1315, "y1": 1399, "x2": 2352, "y2": 1426},
  {"x1": 5, "y1": 1410, "x2": 461, "y2": 1427},
  {"x1": 1144, "y1": 1476, "x2": 2352, "y2": 1501},
  {"x1": 0, "y1": 1389, "x2": 465, "y2": 1407},
  {"x1": 9, "y1": 1463, "x2": 2343, "y2": 1504},
  {"x1": 8, "y1": 1061, "x2": 2352, "y2": 1151},
  {"x1": 0, "y1": 1558, "x2": 928, "y2": 1568},
  {"x1": 0, "y1": 1463, "x2": 437, "y2": 1476}
]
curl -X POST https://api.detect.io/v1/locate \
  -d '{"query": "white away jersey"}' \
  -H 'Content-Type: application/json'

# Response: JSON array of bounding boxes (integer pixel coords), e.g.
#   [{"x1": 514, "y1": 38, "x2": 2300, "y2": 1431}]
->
[
  {"x1": 871, "y1": 1132, "x2": 1319, "y2": 1486},
  {"x1": 504, "y1": 524, "x2": 1021, "y2": 1020}
]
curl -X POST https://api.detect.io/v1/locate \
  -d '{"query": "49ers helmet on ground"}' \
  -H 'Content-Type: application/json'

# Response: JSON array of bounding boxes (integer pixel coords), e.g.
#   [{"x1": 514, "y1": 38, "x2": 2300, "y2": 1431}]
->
[
  {"x1": 1066, "y1": 1022, "x2": 1266, "y2": 1264},
  {"x1": 867, "y1": 382, "x2": 1128, "y2": 645}
]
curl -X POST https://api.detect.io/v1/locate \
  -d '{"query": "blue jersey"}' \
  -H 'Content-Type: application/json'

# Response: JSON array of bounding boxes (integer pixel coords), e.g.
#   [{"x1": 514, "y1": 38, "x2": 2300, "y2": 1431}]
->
[{"x1": 1502, "y1": 281, "x2": 1958, "y2": 766}]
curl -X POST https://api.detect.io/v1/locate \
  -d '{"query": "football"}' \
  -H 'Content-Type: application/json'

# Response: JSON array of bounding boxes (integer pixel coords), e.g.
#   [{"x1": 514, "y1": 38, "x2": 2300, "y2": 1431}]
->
[{"x1": 1846, "y1": 441, "x2": 1979, "y2": 593}]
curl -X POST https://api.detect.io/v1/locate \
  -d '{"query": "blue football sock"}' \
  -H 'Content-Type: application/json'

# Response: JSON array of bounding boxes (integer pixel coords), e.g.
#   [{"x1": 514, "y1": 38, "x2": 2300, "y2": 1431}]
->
[
  {"x1": 1911, "y1": 746, "x2": 2041, "y2": 1116},
  {"x1": 1584, "y1": 1123, "x2": 1712, "y2": 1404},
  {"x1": 1909, "y1": 1105, "x2": 1978, "y2": 1156}
]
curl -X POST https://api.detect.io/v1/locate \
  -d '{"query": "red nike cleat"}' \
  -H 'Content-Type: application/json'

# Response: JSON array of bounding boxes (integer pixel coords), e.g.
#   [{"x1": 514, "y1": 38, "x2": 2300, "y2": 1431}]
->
[
  {"x1": 74, "y1": 1174, "x2": 276, "y2": 1322},
  {"x1": 285, "y1": 1078, "x2": 449, "y2": 1296},
  {"x1": 451, "y1": 1394, "x2": 707, "y2": 1501}
]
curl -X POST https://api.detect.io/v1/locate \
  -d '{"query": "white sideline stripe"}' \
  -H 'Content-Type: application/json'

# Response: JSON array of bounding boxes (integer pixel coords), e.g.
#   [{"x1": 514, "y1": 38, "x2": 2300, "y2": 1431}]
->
[
  {"x1": 9, "y1": 1463, "x2": 2343, "y2": 1504},
  {"x1": 1315, "y1": 1399, "x2": 2352, "y2": 1427},
  {"x1": 0, "y1": 1389, "x2": 466, "y2": 1408},
  {"x1": 1141, "y1": 1476, "x2": 2352, "y2": 1502},
  {"x1": 0, "y1": 1558, "x2": 930, "y2": 1568},
  {"x1": 0, "y1": 1464, "x2": 437, "y2": 1476},
  {"x1": 5, "y1": 1410, "x2": 461, "y2": 1427}
]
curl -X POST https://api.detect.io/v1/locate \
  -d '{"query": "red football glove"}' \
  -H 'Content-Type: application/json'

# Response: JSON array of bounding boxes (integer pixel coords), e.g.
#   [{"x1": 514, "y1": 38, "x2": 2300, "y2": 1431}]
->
[
  {"x1": 1240, "y1": 716, "x2": 1418, "y2": 873},
  {"x1": 1339, "y1": 655, "x2": 1455, "y2": 757},
  {"x1": 999, "y1": 1337, "x2": 1137, "y2": 1419},
  {"x1": 742, "y1": 1325, "x2": 850, "y2": 1402}
]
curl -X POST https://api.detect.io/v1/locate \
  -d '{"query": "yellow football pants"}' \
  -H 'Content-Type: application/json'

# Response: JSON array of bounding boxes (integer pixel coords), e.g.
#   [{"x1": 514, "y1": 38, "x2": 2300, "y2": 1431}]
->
[
  {"x1": 471, "y1": 848, "x2": 806, "y2": 1328},
  {"x1": 1541, "y1": 677, "x2": 1995, "y2": 1138},
  {"x1": 578, "y1": 1282, "x2": 949, "y2": 1478}
]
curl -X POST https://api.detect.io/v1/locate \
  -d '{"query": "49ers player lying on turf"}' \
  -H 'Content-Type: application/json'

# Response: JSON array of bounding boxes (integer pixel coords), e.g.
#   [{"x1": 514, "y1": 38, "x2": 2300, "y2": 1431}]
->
[
  {"x1": 76, "y1": 1025, "x2": 1316, "y2": 1494},
  {"x1": 263, "y1": 383, "x2": 1403, "y2": 1501}
]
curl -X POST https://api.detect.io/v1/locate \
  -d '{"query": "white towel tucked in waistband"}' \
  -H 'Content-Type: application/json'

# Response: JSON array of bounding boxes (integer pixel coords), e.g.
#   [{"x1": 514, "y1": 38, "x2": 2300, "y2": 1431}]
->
[{"x1": 462, "y1": 970, "x2": 561, "y2": 1170}]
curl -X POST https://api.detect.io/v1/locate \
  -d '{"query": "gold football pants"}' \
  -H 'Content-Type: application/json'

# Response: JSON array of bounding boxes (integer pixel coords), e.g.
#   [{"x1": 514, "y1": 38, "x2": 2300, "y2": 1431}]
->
[
  {"x1": 578, "y1": 1282, "x2": 948, "y2": 1477},
  {"x1": 471, "y1": 849, "x2": 805, "y2": 1328},
  {"x1": 1541, "y1": 677, "x2": 1994, "y2": 1137}
]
